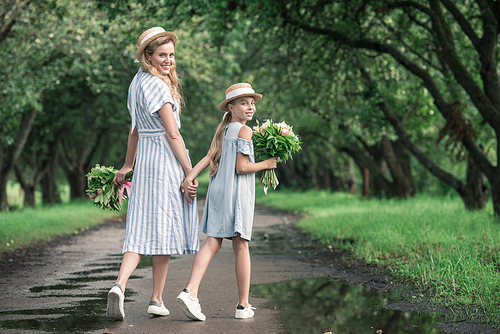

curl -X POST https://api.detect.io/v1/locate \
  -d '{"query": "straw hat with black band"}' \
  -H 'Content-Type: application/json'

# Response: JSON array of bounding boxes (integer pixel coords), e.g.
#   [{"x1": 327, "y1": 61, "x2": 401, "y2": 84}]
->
[
  {"x1": 135, "y1": 27, "x2": 178, "y2": 63},
  {"x1": 218, "y1": 83, "x2": 262, "y2": 112}
]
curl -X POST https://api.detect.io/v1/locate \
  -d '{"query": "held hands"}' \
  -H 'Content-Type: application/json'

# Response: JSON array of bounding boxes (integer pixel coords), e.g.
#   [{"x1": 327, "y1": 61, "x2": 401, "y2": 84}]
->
[
  {"x1": 181, "y1": 178, "x2": 198, "y2": 204},
  {"x1": 265, "y1": 157, "x2": 278, "y2": 169},
  {"x1": 113, "y1": 166, "x2": 133, "y2": 185}
]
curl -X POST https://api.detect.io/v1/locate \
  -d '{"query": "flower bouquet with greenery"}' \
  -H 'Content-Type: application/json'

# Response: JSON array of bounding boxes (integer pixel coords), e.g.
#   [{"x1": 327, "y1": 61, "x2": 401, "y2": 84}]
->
[
  {"x1": 252, "y1": 119, "x2": 301, "y2": 194},
  {"x1": 86, "y1": 164, "x2": 133, "y2": 211}
]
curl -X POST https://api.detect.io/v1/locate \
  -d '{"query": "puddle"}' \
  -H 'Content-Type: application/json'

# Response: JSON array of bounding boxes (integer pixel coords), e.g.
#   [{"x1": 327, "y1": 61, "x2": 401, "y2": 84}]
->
[
  {"x1": 0, "y1": 294, "x2": 109, "y2": 333},
  {"x1": 250, "y1": 224, "x2": 455, "y2": 333},
  {"x1": 0, "y1": 256, "x2": 149, "y2": 333},
  {"x1": 251, "y1": 277, "x2": 446, "y2": 334}
]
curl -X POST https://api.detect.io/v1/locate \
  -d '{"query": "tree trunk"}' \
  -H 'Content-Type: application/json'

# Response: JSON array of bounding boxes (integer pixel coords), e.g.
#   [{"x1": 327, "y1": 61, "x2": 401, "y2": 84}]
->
[
  {"x1": 381, "y1": 136, "x2": 415, "y2": 198},
  {"x1": 491, "y1": 180, "x2": 500, "y2": 216},
  {"x1": 41, "y1": 135, "x2": 63, "y2": 204},
  {"x1": 13, "y1": 162, "x2": 37, "y2": 208},
  {"x1": 60, "y1": 156, "x2": 87, "y2": 201},
  {"x1": 0, "y1": 108, "x2": 38, "y2": 210},
  {"x1": 464, "y1": 150, "x2": 489, "y2": 210},
  {"x1": 362, "y1": 167, "x2": 369, "y2": 197},
  {"x1": 345, "y1": 158, "x2": 358, "y2": 194}
]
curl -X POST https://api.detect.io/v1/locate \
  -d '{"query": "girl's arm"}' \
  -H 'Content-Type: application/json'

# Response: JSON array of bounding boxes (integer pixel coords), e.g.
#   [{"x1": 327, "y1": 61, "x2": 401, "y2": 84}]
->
[
  {"x1": 236, "y1": 126, "x2": 277, "y2": 174},
  {"x1": 181, "y1": 151, "x2": 211, "y2": 204},
  {"x1": 158, "y1": 102, "x2": 193, "y2": 176},
  {"x1": 113, "y1": 125, "x2": 139, "y2": 185}
]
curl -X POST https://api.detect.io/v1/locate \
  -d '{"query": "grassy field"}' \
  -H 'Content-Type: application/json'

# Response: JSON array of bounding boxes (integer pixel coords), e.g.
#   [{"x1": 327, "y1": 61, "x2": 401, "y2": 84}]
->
[{"x1": 255, "y1": 189, "x2": 500, "y2": 326}]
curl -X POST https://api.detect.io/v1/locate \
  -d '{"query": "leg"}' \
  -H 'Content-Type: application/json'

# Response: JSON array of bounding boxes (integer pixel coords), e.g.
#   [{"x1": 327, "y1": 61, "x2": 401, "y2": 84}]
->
[
  {"x1": 151, "y1": 255, "x2": 171, "y2": 303},
  {"x1": 232, "y1": 235, "x2": 251, "y2": 308},
  {"x1": 115, "y1": 252, "x2": 143, "y2": 291},
  {"x1": 186, "y1": 236, "x2": 223, "y2": 298},
  {"x1": 177, "y1": 237, "x2": 222, "y2": 321},
  {"x1": 108, "y1": 252, "x2": 143, "y2": 320}
]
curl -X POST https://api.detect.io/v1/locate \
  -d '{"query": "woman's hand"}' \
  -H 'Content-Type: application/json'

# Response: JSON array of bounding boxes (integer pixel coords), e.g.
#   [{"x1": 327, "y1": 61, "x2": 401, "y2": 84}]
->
[
  {"x1": 181, "y1": 178, "x2": 198, "y2": 204},
  {"x1": 113, "y1": 166, "x2": 133, "y2": 185},
  {"x1": 265, "y1": 157, "x2": 278, "y2": 169}
]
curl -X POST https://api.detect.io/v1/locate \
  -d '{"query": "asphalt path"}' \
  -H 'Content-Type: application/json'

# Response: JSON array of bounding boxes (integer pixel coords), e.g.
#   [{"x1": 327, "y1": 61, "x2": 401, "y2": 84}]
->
[{"x1": 0, "y1": 200, "x2": 332, "y2": 334}]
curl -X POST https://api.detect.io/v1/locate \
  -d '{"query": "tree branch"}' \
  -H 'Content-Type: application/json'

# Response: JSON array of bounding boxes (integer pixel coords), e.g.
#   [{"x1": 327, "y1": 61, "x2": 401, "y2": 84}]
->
[
  {"x1": 440, "y1": 0, "x2": 481, "y2": 49},
  {"x1": 0, "y1": 0, "x2": 31, "y2": 45}
]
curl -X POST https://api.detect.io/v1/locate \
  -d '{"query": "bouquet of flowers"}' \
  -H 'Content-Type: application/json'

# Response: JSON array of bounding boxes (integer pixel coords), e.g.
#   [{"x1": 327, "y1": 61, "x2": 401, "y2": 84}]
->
[
  {"x1": 252, "y1": 119, "x2": 301, "y2": 194},
  {"x1": 86, "y1": 165, "x2": 133, "y2": 211}
]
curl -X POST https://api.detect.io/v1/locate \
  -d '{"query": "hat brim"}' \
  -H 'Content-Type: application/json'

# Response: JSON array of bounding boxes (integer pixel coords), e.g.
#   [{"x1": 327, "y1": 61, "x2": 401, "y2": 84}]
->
[
  {"x1": 218, "y1": 93, "x2": 263, "y2": 111},
  {"x1": 136, "y1": 31, "x2": 178, "y2": 62}
]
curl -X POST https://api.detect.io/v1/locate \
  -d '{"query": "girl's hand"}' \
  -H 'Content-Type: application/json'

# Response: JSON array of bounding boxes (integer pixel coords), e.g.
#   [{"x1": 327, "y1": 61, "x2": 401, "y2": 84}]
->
[
  {"x1": 113, "y1": 166, "x2": 133, "y2": 185},
  {"x1": 265, "y1": 157, "x2": 278, "y2": 169},
  {"x1": 181, "y1": 178, "x2": 198, "y2": 204}
]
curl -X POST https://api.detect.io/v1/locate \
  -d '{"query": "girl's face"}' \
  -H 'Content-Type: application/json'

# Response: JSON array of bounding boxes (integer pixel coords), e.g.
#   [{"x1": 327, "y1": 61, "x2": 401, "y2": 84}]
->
[
  {"x1": 146, "y1": 42, "x2": 175, "y2": 75},
  {"x1": 228, "y1": 97, "x2": 256, "y2": 123}
]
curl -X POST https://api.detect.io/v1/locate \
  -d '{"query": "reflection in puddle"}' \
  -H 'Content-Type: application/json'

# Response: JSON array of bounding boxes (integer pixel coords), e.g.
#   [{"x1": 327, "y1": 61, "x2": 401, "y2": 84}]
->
[
  {"x1": 0, "y1": 256, "x2": 149, "y2": 333},
  {"x1": 251, "y1": 277, "x2": 445, "y2": 334},
  {"x1": 0, "y1": 293, "x2": 109, "y2": 333}
]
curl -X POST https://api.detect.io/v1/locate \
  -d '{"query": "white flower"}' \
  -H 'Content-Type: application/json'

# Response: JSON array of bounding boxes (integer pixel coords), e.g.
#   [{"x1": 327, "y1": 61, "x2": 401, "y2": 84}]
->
[{"x1": 261, "y1": 119, "x2": 271, "y2": 131}]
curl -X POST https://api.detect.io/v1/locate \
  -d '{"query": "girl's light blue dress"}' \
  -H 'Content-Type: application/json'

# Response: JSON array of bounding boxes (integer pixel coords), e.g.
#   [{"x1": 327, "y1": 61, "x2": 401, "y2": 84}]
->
[
  {"x1": 123, "y1": 70, "x2": 199, "y2": 255},
  {"x1": 200, "y1": 122, "x2": 255, "y2": 241}
]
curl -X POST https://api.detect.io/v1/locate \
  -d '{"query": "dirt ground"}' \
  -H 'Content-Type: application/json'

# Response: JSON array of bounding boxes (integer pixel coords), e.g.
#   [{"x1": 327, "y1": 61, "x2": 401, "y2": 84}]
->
[{"x1": 0, "y1": 204, "x2": 498, "y2": 334}]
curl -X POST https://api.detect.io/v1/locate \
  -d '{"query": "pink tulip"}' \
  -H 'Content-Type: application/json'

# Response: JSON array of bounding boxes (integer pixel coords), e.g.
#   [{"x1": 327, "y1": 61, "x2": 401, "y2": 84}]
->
[
  {"x1": 88, "y1": 193, "x2": 97, "y2": 199},
  {"x1": 281, "y1": 129, "x2": 289, "y2": 136},
  {"x1": 96, "y1": 190, "x2": 103, "y2": 195}
]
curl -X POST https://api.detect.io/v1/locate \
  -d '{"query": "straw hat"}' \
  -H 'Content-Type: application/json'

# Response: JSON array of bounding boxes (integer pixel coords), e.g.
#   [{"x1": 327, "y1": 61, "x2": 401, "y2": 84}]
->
[
  {"x1": 218, "y1": 83, "x2": 262, "y2": 111},
  {"x1": 135, "y1": 27, "x2": 178, "y2": 62}
]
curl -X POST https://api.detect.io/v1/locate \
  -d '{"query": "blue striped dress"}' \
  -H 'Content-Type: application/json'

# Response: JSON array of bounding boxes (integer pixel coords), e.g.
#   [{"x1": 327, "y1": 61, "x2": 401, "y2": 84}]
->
[{"x1": 122, "y1": 70, "x2": 199, "y2": 255}]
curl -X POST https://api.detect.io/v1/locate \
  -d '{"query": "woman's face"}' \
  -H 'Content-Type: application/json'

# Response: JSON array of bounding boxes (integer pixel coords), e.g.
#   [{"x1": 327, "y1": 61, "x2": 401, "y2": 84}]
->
[{"x1": 146, "y1": 42, "x2": 175, "y2": 75}]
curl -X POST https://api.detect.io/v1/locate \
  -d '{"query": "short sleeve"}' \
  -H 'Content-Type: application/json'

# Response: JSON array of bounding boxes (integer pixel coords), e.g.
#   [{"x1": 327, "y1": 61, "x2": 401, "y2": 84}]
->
[
  {"x1": 237, "y1": 138, "x2": 253, "y2": 155},
  {"x1": 141, "y1": 76, "x2": 176, "y2": 115}
]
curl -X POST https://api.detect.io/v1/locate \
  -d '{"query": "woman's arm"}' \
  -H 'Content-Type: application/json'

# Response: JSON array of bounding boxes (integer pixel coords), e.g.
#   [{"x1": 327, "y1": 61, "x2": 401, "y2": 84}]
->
[
  {"x1": 113, "y1": 125, "x2": 139, "y2": 185},
  {"x1": 158, "y1": 102, "x2": 193, "y2": 176},
  {"x1": 236, "y1": 126, "x2": 277, "y2": 175}
]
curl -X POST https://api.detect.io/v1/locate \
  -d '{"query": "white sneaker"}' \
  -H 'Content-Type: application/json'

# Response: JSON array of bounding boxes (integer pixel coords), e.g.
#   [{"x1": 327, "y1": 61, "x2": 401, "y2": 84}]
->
[
  {"x1": 147, "y1": 301, "x2": 170, "y2": 316},
  {"x1": 107, "y1": 284, "x2": 125, "y2": 320},
  {"x1": 176, "y1": 289, "x2": 206, "y2": 321},
  {"x1": 235, "y1": 304, "x2": 255, "y2": 319}
]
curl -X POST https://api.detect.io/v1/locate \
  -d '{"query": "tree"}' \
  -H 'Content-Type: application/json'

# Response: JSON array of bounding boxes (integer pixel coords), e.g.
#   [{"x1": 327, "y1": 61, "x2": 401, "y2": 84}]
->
[{"x1": 266, "y1": 0, "x2": 497, "y2": 211}]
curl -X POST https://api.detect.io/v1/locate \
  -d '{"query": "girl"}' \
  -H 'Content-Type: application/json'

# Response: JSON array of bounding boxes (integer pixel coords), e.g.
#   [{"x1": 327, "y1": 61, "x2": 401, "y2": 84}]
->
[
  {"x1": 107, "y1": 27, "x2": 199, "y2": 320},
  {"x1": 176, "y1": 83, "x2": 277, "y2": 321}
]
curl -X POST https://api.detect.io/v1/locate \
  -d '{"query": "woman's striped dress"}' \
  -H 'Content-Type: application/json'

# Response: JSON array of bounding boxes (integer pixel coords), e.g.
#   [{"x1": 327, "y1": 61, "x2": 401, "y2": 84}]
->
[{"x1": 122, "y1": 70, "x2": 199, "y2": 255}]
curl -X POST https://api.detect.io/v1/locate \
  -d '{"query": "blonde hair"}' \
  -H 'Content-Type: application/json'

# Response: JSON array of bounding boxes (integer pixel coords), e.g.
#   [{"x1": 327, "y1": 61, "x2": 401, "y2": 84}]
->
[
  {"x1": 209, "y1": 111, "x2": 233, "y2": 177},
  {"x1": 139, "y1": 36, "x2": 184, "y2": 112}
]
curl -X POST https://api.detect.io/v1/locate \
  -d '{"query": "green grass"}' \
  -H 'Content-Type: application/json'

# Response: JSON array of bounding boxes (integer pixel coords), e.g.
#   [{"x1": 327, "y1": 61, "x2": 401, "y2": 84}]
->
[
  {"x1": 256, "y1": 189, "x2": 500, "y2": 326},
  {"x1": 0, "y1": 200, "x2": 123, "y2": 254}
]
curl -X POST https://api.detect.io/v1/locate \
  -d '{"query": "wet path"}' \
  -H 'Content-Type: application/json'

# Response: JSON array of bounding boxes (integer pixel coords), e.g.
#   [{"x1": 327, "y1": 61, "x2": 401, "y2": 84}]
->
[{"x1": 0, "y1": 201, "x2": 481, "y2": 333}]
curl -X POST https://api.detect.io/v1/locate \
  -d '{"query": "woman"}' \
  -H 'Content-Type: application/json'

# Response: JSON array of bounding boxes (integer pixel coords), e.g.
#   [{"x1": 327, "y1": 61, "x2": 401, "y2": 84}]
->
[{"x1": 107, "y1": 27, "x2": 199, "y2": 320}]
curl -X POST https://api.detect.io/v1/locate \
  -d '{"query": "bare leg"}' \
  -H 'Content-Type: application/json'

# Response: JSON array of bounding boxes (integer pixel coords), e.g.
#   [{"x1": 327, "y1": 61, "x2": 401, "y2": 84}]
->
[
  {"x1": 232, "y1": 235, "x2": 251, "y2": 308},
  {"x1": 108, "y1": 252, "x2": 142, "y2": 320},
  {"x1": 116, "y1": 252, "x2": 143, "y2": 291},
  {"x1": 151, "y1": 255, "x2": 171, "y2": 303},
  {"x1": 186, "y1": 237, "x2": 222, "y2": 298}
]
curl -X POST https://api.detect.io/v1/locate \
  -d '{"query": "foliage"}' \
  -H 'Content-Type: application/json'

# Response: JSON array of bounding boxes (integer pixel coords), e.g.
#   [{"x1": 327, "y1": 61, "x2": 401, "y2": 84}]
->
[
  {"x1": 252, "y1": 119, "x2": 301, "y2": 162},
  {"x1": 86, "y1": 165, "x2": 132, "y2": 211},
  {"x1": 253, "y1": 119, "x2": 301, "y2": 193},
  {"x1": 2, "y1": 0, "x2": 498, "y2": 212}
]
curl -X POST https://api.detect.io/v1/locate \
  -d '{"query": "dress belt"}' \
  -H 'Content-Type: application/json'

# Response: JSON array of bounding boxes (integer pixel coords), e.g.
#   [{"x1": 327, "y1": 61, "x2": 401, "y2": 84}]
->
[{"x1": 138, "y1": 129, "x2": 165, "y2": 137}]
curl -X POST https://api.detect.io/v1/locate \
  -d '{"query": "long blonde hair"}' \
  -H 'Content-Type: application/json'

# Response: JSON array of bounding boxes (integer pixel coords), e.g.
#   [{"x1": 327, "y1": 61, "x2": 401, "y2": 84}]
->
[
  {"x1": 139, "y1": 36, "x2": 184, "y2": 112},
  {"x1": 209, "y1": 111, "x2": 233, "y2": 177}
]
